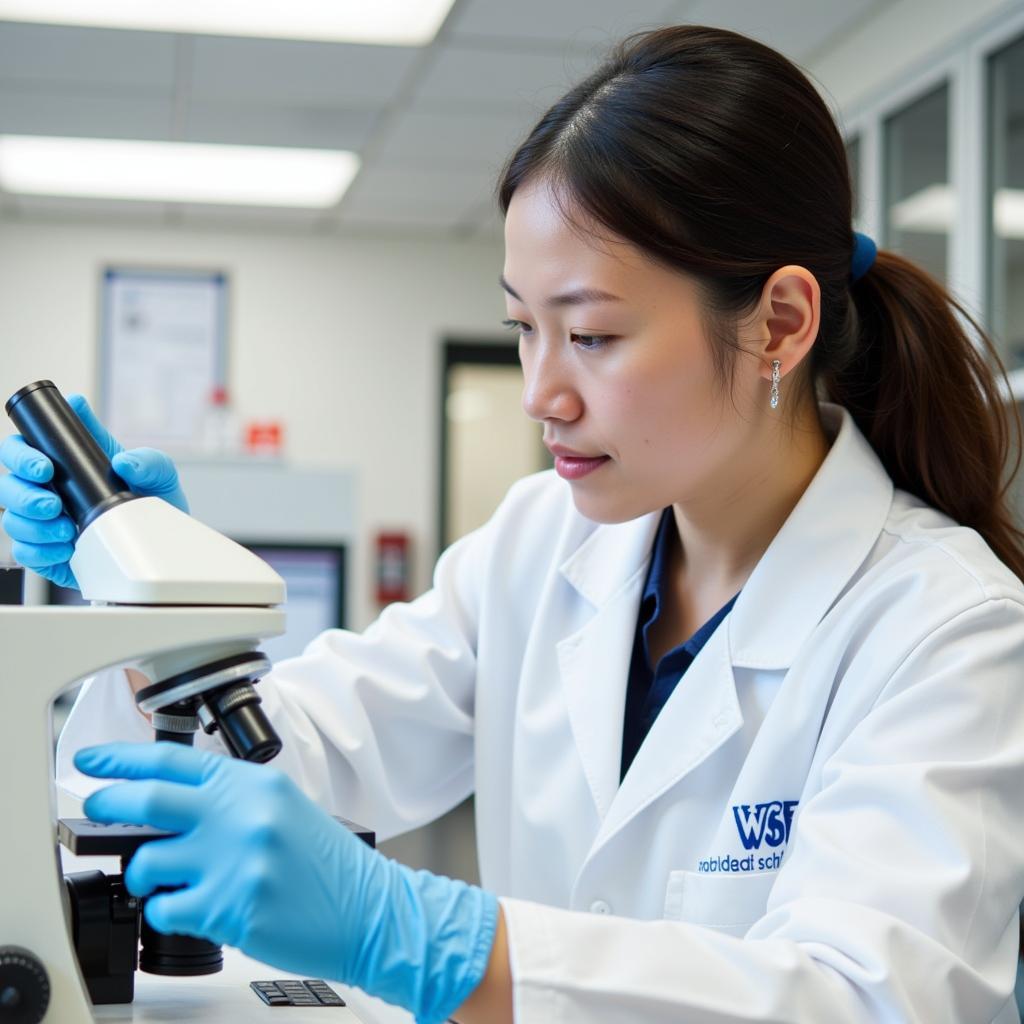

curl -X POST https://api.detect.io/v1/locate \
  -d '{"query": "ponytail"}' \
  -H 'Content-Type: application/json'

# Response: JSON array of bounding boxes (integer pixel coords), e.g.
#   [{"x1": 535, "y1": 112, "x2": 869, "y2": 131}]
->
[{"x1": 826, "y1": 249, "x2": 1024, "y2": 582}]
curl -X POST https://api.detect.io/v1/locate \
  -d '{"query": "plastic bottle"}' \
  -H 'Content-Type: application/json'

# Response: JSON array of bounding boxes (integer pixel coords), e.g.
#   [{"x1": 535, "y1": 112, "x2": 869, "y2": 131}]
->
[{"x1": 201, "y1": 386, "x2": 240, "y2": 457}]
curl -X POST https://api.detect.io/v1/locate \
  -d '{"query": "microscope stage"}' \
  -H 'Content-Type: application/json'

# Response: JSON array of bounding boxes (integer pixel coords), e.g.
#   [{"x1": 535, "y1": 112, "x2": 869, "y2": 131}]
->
[
  {"x1": 59, "y1": 818, "x2": 171, "y2": 858},
  {"x1": 58, "y1": 820, "x2": 401, "y2": 1022}
]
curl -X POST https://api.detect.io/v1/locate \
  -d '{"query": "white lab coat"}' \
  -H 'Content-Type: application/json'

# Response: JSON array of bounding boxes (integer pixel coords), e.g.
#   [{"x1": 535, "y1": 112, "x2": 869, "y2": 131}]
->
[{"x1": 59, "y1": 402, "x2": 1024, "y2": 1023}]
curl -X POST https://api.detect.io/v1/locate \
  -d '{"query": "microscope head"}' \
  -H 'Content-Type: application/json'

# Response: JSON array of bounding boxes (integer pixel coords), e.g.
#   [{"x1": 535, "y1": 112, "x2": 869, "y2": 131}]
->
[
  {"x1": 6, "y1": 380, "x2": 286, "y2": 761},
  {"x1": 74, "y1": 495, "x2": 284, "y2": 606},
  {"x1": 7, "y1": 380, "x2": 284, "y2": 607}
]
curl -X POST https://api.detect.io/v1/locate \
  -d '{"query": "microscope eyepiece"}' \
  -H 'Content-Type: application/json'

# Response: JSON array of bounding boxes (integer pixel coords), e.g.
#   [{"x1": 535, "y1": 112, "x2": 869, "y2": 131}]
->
[{"x1": 5, "y1": 380, "x2": 136, "y2": 532}]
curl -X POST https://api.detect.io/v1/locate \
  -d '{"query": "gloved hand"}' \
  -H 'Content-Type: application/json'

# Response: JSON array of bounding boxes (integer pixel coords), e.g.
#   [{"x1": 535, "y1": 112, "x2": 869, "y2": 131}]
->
[
  {"x1": 75, "y1": 742, "x2": 498, "y2": 1024},
  {"x1": 0, "y1": 394, "x2": 188, "y2": 589}
]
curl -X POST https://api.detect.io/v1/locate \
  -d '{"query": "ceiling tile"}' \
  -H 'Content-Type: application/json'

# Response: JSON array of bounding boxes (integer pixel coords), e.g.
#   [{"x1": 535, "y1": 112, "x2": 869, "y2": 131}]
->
[
  {"x1": 373, "y1": 108, "x2": 534, "y2": 168},
  {"x1": 671, "y1": 0, "x2": 884, "y2": 62},
  {"x1": 0, "y1": 22, "x2": 176, "y2": 91},
  {"x1": 0, "y1": 89, "x2": 173, "y2": 140},
  {"x1": 345, "y1": 163, "x2": 498, "y2": 208},
  {"x1": 340, "y1": 189, "x2": 473, "y2": 220},
  {"x1": 447, "y1": 0, "x2": 679, "y2": 47},
  {"x1": 176, "y1": 203, "x2": 328, "y2": 230},
  {"x1": 0, "y1": 0, "x2": 905, "y2": 237},
  {"x1": 339, "y1": 204, "x2": 469, "y2": 231},
  {"x1": 8, "y1": 193, "x2": 167, "y2": 222},
  {"x1": 190, "y1": 36, "x2": 420, "y2": 106},
  {"x1": 185, "y1": 101, "x2": 377, "y2": 150},
  {"x1": 413, "y1": 44, "x2": 599, "y2": 110}
]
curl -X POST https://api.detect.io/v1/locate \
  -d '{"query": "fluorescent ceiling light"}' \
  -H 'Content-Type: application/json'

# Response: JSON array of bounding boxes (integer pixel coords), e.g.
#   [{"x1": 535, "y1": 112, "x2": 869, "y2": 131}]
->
[
  {"x1": 0, "y1": 136, "x2": 359, "y2": 208},
  {"x1": 0, "y1": 0, "x2": 455, "y2": 45}
]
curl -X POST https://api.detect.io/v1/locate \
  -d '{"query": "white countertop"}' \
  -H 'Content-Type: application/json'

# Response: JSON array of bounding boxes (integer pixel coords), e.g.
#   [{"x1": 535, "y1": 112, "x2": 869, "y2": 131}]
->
[{"x1": 92, "y1": 947, "x2": 414, "y2": 1024}]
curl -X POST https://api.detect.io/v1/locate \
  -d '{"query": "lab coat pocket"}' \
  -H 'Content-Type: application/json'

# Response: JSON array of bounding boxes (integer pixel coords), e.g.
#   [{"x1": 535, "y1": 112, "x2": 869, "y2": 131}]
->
[{"x1": 663, "y1": 869, "x2": 778, "y2": 937}]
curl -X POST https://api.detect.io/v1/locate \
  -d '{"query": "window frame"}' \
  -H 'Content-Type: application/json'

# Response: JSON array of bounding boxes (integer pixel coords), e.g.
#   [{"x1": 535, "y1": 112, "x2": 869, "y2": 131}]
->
[{"x1": 835, "y1": 3, "x2": 1024, "y2": 397}]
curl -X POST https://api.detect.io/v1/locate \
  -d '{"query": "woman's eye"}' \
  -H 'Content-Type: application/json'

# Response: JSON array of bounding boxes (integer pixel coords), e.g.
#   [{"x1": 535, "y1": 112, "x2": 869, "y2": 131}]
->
[
  {"x1": 500, "y1": 320, "x2": 612, "y2": 350},
  {"x1": 571, "y1": 334, "x2": 611, "y2": 350}
]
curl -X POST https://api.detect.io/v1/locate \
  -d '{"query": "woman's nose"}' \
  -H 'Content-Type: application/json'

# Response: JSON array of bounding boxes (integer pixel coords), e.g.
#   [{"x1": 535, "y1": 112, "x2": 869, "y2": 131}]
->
[{"x1": 521, "y1": 352, "x2": 582, "y2": 424}]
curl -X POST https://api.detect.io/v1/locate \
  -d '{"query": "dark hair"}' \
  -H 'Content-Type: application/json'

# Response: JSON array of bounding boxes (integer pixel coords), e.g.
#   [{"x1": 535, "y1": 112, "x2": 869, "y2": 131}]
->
[{"x1": 496, "y1": 25, "x2": 1024, "y2": 582}]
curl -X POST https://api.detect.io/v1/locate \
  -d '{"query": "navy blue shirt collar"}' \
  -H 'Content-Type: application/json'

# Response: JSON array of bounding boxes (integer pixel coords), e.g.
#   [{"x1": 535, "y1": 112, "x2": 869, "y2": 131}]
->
[
  {"x1": 639, "y1": 508, "x2": 739, "y2": 671},
  {"x1": 621, "y1": 507, "x2": 740, "y2": 780}
]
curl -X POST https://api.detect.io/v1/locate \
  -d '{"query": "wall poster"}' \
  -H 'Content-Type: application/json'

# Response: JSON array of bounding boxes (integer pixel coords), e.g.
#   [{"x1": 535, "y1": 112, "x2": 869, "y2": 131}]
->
[{"x1": 100, "y1": 266, "x2": 228, "y2": 453}]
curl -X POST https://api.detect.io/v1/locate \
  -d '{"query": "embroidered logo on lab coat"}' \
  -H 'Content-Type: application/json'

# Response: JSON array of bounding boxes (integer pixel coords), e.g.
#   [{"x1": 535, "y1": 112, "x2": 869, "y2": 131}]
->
[
  {"x1": 732, "y1": 800, "x2": 799, "y2": 850},
  {"x1": 697, "y1": 800, "x2": 800, "y2": 873}
]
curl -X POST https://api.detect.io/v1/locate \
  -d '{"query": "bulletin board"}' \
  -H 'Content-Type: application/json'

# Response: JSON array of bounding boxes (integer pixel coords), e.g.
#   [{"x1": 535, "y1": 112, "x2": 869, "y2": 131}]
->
[{"x1": 99, "y1": 266, "x2": 228, "y2": 452}]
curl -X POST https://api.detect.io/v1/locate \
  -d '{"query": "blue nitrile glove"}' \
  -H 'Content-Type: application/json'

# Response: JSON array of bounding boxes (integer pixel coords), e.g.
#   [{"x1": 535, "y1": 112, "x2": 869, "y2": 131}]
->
[
  {"x1": 75, "y1": 742, "x2": 498, "y2": 1024},
  {"x1": 0, "y1": 394, "x2": 188, "y2": 589}
]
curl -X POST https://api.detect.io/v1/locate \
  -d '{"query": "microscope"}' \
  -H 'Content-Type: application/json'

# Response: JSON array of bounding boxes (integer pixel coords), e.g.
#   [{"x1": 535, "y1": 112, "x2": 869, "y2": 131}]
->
[{"x1": 0, "y1": 381, "x2": 368, "y2": 1024}]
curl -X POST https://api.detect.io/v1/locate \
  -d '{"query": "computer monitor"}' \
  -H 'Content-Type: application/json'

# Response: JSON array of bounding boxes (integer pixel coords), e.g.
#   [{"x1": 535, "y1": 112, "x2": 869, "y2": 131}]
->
[
  {"x1": 48, "y1": 542, "x2": 347, "y2": 665},
  {"x1": 0, "y1": 567, "x2": 24, "y2": 605},
  {"x1": 48, "y1": 580, "x2": 87, "y2": 606},
  {"x1": 238, "y1": 542, "x2": 347, "y2": 664}
]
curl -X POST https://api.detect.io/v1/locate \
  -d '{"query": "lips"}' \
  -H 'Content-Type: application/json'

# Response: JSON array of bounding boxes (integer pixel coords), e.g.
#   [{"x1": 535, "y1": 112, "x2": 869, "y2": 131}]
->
[
  {"x1": 545, "y1": 443, "x2": 604, "y2": 459},
  {"x1": 550, "y1": 451, "x2": 611, "y2": 481}
]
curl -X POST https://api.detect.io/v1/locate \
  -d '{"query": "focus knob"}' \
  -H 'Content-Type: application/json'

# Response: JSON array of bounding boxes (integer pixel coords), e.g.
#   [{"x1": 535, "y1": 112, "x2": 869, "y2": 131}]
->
[{"x1": 0, "y1": 948, "x2": 49, "y2": 1024}]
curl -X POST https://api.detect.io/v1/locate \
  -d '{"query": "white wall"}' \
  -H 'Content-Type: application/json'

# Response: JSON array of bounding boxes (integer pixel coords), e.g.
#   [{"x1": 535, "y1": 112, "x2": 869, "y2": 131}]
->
[{"x1": 0, "y1": 219, "x2": 506, "y2": 628}]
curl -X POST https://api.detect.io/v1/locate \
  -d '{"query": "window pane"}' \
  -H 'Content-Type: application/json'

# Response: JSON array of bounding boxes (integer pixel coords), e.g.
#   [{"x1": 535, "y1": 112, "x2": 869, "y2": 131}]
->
[
  {"x1": 988, "y1": 33, "x2": 1024, "y2": 371},
  {"x1": 884, "y1": 84, "x2": 950, "y2": 282}
]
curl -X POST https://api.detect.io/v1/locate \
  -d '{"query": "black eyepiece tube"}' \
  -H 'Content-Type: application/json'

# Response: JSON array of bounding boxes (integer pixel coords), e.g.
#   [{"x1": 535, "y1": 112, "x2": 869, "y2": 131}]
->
[{"x1": 5, "y1": 380, "x2": 136, "y2": 531}]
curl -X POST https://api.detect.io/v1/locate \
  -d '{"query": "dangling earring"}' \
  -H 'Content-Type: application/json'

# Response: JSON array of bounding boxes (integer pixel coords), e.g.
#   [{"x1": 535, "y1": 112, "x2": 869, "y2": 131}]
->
[{"x1": 770, "y1": 359, "x2": 781, "y2": 409}]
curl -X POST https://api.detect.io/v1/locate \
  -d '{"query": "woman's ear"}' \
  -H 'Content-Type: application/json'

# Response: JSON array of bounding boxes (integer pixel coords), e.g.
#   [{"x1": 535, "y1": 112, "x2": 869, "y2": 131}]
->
[{"x1": 755, "y1": 265, "x2": 821, "y2": 382}]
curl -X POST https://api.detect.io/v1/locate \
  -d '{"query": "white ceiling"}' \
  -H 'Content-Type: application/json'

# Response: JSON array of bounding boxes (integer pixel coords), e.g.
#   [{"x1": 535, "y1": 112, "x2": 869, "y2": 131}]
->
[{"x1": 0, "y1": 0, "x2": 889, "y2": 236}]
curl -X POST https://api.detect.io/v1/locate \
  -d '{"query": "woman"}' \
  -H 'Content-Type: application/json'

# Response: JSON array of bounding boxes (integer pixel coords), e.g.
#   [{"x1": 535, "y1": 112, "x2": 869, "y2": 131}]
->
[{"x1": 5, "y1": 24, "x2": 1024, "y2": 1024}]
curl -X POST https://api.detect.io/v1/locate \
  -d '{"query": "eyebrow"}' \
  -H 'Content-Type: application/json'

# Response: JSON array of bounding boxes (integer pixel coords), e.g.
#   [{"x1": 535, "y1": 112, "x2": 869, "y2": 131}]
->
[{"x1": 499, "y1": 275, "x2": 623, "y2": 309}]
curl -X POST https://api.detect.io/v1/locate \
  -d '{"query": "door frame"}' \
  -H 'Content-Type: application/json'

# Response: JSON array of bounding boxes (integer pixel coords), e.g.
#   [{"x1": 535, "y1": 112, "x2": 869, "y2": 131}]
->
[{"x1": 438, "y1": 338, "x2": 521, "y2": 556}]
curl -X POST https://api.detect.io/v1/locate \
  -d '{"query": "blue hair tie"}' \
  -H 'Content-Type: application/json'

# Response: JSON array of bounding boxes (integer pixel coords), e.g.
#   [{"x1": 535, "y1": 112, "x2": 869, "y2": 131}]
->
[{"x1": 851, "y1": 230, "x2": 876, "y2": 283}]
